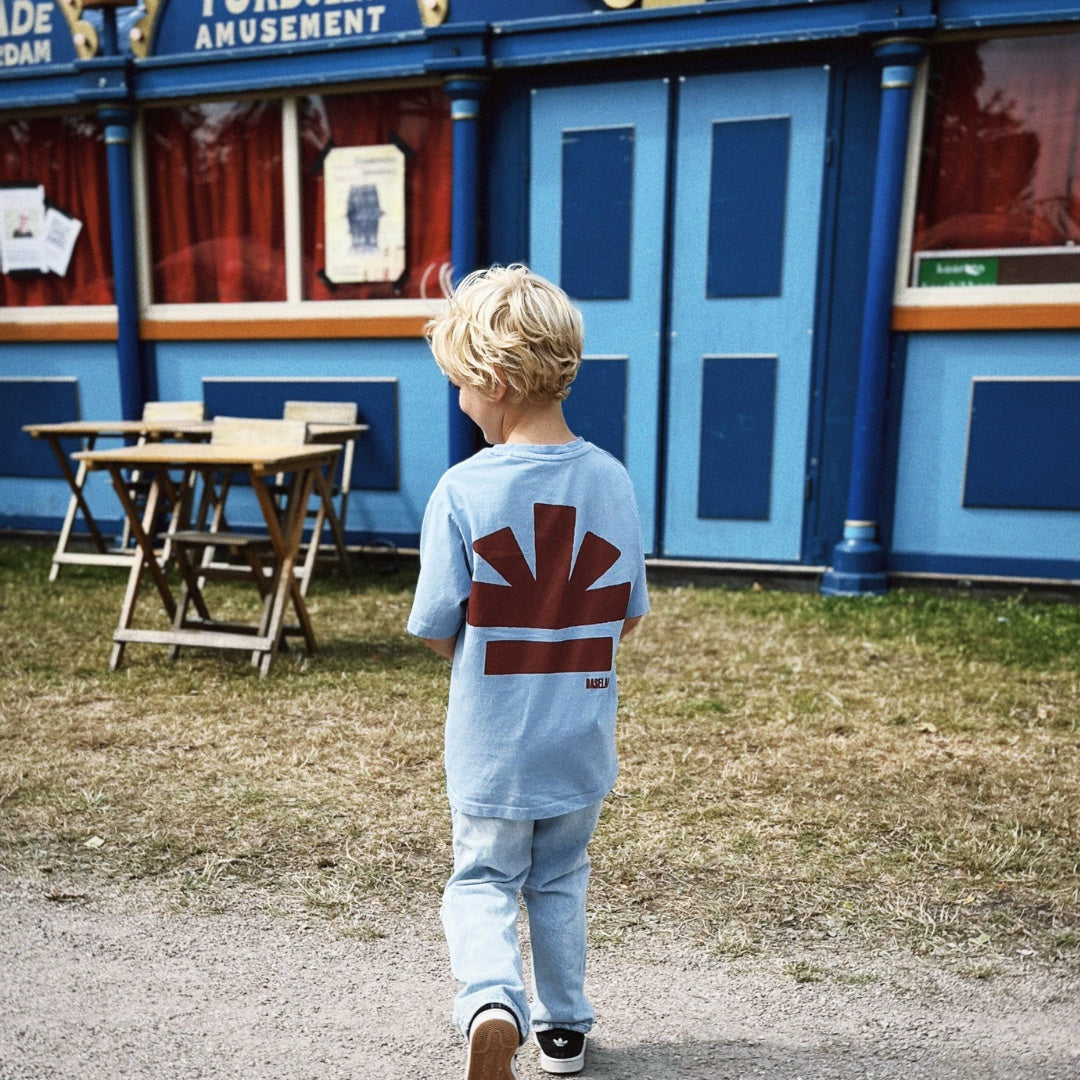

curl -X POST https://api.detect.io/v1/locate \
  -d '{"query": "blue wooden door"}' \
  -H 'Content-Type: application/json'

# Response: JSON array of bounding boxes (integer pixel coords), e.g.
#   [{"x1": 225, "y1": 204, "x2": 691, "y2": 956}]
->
[
  {"x1": 663, "y1": 68, "x2": 829, "y2": 560},
  {"x1": 529, "y1": 80, "x2": 669, "y2": 555},
  {"x1": 529, "y1": 69, "x2": 828, "y2": 561}
]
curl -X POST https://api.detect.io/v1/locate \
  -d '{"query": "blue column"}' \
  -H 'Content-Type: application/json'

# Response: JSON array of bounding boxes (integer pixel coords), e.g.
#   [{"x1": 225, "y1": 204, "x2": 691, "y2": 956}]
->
[
  {"x1": 100, "y1": 105, "x2": 145, "y2": 422},
  {"x1": 821, "y1": 38, "x2": 926, "y2": 597},
  {"x1": 444, "y1": 74, "x2": 487, "y2": 466}
]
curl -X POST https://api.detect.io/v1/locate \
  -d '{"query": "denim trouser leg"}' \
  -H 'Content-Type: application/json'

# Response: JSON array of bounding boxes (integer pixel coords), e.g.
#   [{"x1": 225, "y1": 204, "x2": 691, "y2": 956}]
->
[
  {"x1": 441, "y1": 801, "x2": 603, "y2": 1041},
  {"x1": 523, "y1": 801, "x2": 603, "y2": 1034}
]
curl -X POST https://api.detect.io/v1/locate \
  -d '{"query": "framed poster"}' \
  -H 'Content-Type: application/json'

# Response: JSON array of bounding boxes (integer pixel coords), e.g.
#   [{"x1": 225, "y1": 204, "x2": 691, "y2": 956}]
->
[{"x1": 323, "y1": 144, "x2": 406, "y2": 285}]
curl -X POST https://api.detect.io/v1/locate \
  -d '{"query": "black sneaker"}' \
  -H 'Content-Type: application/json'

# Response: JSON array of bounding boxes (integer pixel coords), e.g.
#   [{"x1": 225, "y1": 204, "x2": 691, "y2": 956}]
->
[{"x1": 535, "y1": 1028, "x2": 586, "y2": 1075}]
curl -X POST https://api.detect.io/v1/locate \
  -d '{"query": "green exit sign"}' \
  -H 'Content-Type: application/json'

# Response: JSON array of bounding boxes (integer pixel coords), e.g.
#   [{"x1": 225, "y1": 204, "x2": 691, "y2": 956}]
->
[{"x1": 917, "y1": 256, "x2": 999, "y2": 287}]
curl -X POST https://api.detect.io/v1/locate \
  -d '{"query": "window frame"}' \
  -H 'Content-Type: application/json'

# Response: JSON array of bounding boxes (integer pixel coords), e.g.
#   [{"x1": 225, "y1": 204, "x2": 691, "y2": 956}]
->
[
  {"x1": 893, "y1": 37, "x2": 1080, "y2": 331},
  {"x1": 0, "y1": 78, "x2": 448, "y2": 339}
]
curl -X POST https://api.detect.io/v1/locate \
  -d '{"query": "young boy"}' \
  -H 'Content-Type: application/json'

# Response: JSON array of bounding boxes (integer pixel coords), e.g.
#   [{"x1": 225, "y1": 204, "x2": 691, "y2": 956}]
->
[{"x1": 407, "y1": 264, "x2": 649, "y2": 1079}]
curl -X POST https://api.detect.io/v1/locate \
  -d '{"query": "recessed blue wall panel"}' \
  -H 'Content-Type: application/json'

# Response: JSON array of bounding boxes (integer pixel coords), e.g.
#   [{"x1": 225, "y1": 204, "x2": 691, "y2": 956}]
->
[
  {"x1": 0, "y1": 343, "x2": 129, "y2": 533},
  {"x1": 698, "y1": 356, "x2": 777, "y2": 521},
  {"x1": 563, "y1": 356, "x2": 627, "y2": 462},
  {"x1": 0, "y1": 378, "x2": 79, "y2": 478},
  {"x1": 202, "y1": 376, "x2": 398, "y2": 491},
  {"x1": 892, "y1": 332, "x2": 1080, "y2": 575},
  {"x1": 964, "y1": 379, "x2": 1080, "y2": 510},
  {"x1": 707, "y1": 117, "x2": 789, "y2": 298},
  {"x1": 561, "y1": 126, "x2": 634, "y2": 300}
]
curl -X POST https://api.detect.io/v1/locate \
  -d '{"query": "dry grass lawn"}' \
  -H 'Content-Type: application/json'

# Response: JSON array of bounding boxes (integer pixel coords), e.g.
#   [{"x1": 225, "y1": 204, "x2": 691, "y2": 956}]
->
[{"x1": 1, "y1": 541, "x2": 1077, "y2": 970}]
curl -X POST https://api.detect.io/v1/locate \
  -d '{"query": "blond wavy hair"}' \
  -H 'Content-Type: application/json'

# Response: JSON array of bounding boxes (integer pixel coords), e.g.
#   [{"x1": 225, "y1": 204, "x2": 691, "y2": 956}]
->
[{"x1": 426, "y1": 264, "x2": 583, "y2": 401}]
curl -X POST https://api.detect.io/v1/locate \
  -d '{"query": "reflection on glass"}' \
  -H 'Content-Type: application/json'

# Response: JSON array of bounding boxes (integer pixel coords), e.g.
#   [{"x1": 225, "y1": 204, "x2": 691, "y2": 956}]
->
[
  {"x1": 146, "y1": 100, "x2": 285, "y2": 303},
  {"x1": 915, "y1": 35, "x2": 1080, "y2": 287},
  {"x1": 913, "y1": 34, "x2": 1080, "y2": 286}
]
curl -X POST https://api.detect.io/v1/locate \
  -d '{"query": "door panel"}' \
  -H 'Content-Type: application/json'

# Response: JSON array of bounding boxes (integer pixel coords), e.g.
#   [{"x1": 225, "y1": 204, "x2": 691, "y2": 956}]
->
[
  {"x1": 529, "y1": 80, "x2": 669, "y2": 554},
  {"x1": 529, "y1": 68, "x2": 828, "y2": 562},
  {"x1": 664, "y1": 67, "x2": 828, "y2": 560}
]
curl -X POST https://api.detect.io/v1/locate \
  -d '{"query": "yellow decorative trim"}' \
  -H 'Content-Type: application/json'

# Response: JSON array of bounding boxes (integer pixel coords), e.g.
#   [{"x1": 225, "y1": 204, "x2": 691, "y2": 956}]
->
[
  {"x1": 129, "y1": 0, "x2": 162, "y2": 60},
  {"x1": 416, "y1": 0, "x2": 449, "y2": 28},
  {"x1": 57, "y1": 0, "x2": 99, "y2": 60}
]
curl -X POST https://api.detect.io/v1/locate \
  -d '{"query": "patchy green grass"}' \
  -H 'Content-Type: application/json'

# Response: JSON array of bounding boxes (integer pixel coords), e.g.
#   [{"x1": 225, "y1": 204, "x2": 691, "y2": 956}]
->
[{"x1": 0, "y1": 542, "x2": 1077, "y2": 966}]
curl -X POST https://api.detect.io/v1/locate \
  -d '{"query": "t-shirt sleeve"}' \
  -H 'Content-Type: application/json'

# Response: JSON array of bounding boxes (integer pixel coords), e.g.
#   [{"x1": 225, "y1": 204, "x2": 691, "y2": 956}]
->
[
  {"x1": 407, "y1": 481, "x2": 473, "y2": 640},
  {"x1": 623, "y1": 477, "x2": 650, "y2": 620},
  {"x1": 627, "y1": 564, "x2": 650, "y2": 620}
]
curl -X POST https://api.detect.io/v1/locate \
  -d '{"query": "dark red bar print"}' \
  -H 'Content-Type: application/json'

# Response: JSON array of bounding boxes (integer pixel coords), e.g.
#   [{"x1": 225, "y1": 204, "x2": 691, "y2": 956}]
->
[{"x1": 484, "y1": 636, "x2": 613, "y2": 675}]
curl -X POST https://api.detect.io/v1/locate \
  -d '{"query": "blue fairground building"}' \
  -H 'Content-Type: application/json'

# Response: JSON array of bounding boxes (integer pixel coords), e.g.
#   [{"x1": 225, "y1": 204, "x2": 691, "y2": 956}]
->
[{"x1": 1, "y1": 0, "x2": 1079, "y2": 595}]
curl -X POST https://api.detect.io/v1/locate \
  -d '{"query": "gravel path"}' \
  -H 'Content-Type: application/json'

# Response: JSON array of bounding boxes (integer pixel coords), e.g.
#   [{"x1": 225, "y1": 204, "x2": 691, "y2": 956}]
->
[{"x1": 1, "y1": 876, "x2": 1078, "y2": 1079}]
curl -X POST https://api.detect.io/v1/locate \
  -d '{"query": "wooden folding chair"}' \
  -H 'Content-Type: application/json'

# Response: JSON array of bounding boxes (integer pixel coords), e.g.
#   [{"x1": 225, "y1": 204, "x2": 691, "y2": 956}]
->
[
  {"x1": 167, "y1": 417, "x2": 309, "y2": 662},
  {"x1": 121, "y1": 400, "x2": 207, "y2": 555},
  {"x1": 282, "y1": 400, "x2": 357, "y2": 593},
  {"x1": 142, "y1": 400, "x2": 206, "y2": 424}
]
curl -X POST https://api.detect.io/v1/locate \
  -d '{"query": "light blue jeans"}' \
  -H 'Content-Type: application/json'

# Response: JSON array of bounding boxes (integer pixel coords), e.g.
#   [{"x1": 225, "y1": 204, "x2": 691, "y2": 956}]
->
[{"x1": 441, "y1": 800, "x2": 605, "y2": 1042}]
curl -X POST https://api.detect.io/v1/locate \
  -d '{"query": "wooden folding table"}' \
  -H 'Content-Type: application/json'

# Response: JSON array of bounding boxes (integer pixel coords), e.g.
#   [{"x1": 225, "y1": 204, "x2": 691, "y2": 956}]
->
[
  {"x1": 23, "y1": 419, "x2": 211, "y2": 581},
  {"x1": 72, "y1": 440, "x2": 340, "y2": 676}
]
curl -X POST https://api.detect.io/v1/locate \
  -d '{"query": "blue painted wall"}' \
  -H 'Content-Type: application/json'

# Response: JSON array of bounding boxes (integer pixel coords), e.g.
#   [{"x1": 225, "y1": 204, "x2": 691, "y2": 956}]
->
[
  {"x1": 151, "y1": 338, "x2": 446, "y2": 546},
  {"x1": 4, "y1": 2, "x2": 1080, "y2": 584},
  {"x1": 0, "y1": 337, "x2": 446, "y2": 546}
]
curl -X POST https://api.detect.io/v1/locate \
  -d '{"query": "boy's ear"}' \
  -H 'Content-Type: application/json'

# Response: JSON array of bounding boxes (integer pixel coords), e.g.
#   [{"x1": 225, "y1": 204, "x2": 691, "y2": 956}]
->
[{"x1": 489, "y1": 366, "x2": 509, "y2": 401}]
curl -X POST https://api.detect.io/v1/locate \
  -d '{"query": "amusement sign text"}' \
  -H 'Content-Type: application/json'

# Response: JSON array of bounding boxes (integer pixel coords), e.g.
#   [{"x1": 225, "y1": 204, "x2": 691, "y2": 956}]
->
[{"x1": 195, "y1": 0, "x2": 389, "y2": 50}]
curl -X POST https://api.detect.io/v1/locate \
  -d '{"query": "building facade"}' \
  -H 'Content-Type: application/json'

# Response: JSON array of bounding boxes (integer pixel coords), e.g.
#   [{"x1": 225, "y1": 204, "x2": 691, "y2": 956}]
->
[{"x1": 1, "y1": 0, "x2": 1079, "y2": 591}]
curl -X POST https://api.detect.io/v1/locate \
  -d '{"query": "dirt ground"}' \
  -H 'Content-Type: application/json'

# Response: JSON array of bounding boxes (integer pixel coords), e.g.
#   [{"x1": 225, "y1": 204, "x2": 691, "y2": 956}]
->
[{"x1": 1, "y1": 875, "x2": 1077, "y2": 1080}]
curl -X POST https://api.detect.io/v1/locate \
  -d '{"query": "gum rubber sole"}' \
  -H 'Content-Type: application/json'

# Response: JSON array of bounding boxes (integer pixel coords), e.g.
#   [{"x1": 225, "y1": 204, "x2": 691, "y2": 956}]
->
[{"x1": 466, "y1": 1013, "x2": 520, "y2": 1080}]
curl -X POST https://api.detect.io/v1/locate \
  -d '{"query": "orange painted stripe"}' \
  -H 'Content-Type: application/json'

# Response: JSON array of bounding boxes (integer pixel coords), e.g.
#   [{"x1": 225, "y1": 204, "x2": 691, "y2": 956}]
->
[
  {"x1": 893, "y1": 304, "x2": 1080, "y2": 332},
  {"x1": 0, "y1": 315, "x2": 430, "y2": 343},
  {"x1": 0, "y1": 322, "x2": 117, "y2": 342},
  {"x1": 141, "y1": 315, "x2": 429, "y2": 340},
  {"x1": 7, "y1": 307, "x2": 1075, "y2": 341}
]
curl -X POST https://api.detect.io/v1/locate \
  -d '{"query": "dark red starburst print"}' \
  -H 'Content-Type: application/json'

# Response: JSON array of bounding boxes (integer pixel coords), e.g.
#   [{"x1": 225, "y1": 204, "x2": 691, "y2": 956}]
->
[{"x1": 468, "y1": 503, "x2": 631, "y2": 675}]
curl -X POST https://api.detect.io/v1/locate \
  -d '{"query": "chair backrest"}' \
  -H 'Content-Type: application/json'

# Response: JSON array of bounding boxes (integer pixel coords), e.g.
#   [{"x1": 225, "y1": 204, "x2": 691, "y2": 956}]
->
[
  {"x1": 210, "y1": 416, "x2": 308, "y2": 446},
  {"x1": 142, "y1": 400, "x2": 206, "y2": 422},
  {"x1": 283, "y1": 400, "x2": 357, "y2": 494},
  {"x1": 283, "y1": 400, "x2": 358, "y2": 424}
]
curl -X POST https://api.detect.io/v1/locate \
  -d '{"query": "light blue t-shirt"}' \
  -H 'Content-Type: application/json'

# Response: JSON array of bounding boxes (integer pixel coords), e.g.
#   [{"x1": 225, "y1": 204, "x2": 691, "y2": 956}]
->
[{"x1": 407, "y1": 438, "x2": 649, "y2": 820}]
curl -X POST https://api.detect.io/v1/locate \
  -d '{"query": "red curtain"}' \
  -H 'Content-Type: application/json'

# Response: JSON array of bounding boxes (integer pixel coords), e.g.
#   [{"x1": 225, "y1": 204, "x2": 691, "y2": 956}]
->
[
  {"x1": 299, "y1": 86, "x2": 452, "y2": 301},
  {"x1": 0, "y1": 114, "x2": 113, "y2": 306},
  {"x1": 915, "y1": 34, "x2": 1080, "y2": 253},
  {"x1": 146, "y1": 100, "x2": 286, "y2": 303}
]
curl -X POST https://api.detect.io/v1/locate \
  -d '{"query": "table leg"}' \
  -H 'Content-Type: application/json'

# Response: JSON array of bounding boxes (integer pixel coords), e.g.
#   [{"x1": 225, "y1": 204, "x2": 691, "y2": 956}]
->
[
  {"x1": 106, "y1": 465, "x2": 178, "y2": 670},
  {"x1": 157, "y1": 464, "x2": 198, "y2": 565},
  {"x1": 46, "y1": 434, "x2": 112, "y2": 580},
  {"x1": 165, "y1": 467, "x2": 214, "y2": 630},
  {"x1": 300, "y1": 456, "x2": 351, "y2": 597},
  {"x1": 251, "y1": 469, "x2": 319, "y2": 675}
]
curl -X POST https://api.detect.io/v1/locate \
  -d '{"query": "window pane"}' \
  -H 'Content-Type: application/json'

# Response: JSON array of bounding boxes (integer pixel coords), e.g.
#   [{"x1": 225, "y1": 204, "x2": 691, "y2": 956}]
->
[
  {"x1": 299, "y1": 86, "x2": 452, "y2": 301},
  {"x1": 145, "y1": 100, "x2": 285, "y2": 303},
  {"x1": 912, "y1": 34, "x2": 1080, "y2": 287},
  {"x1": 0, "y1": 114, "x2": 113, "y2": 306}
]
